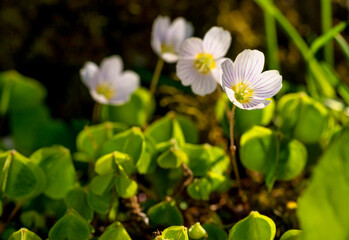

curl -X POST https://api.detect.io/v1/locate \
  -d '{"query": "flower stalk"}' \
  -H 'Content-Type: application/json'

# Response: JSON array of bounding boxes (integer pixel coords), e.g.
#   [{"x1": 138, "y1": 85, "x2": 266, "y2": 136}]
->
[{"x1": 150, "y1": 58, "x2": 164, "y2": 97}]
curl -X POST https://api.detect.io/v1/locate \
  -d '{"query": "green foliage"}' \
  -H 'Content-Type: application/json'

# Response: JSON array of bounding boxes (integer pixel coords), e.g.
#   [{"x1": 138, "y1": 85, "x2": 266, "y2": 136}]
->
[
  {"x1": 280, "y1": 230, "x2": 301, "y2": 240},
  {"x1": 48, "y1": 210, "x2": 91, "y2": 240},
  {"x1": 189, "y1": 222, "x2": 208, "y2": 239},
  {"x1": 187, "y1": 178, "x2": 212, "y2": 200},
  {"x1": 297, "y1": 127, "x2": 349, "y2": 240},
  {"x1": 99, "y1": 222, "x2": 132, "y2": 240},
  {"x1": 65, "y1": 188, "x2": 94, "y2": 222},
  {"x1": 30, "y1": 146, "x2": 75, "y2": 199},
  {"x1": 100, "y1": 87, "x2": 155, "y2": 126},
  {"x1": 156, "y1": 226, "x2": 188, "y2": 240},
  {"x1": 157, "y1": 148, "x2": 188, "y2": 169},
  {"x1": 147, "y1": 200, "x2": 184, "y2": 227},
  {"x1": 202, "y1": 223, "x2": 228, "y2": 240},
  {"x1": 75, "y1": 122, "x2": 127, "y2": 162},
  {"x1": 0, "y1": 151, "x2": 46, "y2": 199},
  {"x1": 228, "y1": 211, "x2": 276, "y2": 240},
  {"x1": 8, "y1": 228, "x2": 42, "y2": 240},
  {"x1": 240, "y1": 126, "x2": 307, "y2": 189}
]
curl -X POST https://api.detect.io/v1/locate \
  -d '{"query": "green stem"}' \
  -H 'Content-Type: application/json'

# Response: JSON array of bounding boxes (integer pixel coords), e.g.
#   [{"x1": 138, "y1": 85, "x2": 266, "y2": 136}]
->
[
  {"x1": 264, "y1": 0, "x2": 279, "y2": 70},
  {"x1": 321, "y1": 0, "x2": 334, "y2": 66},
  {"x1": 150, "y1": 58, "x2": 164, "y2": 97},
  {"x1": 335, "y1": 34, "x2": 349, "y2": 62},
  {"x1": 92, "y1": 102, "x2": 101, "y2": 124},
  {"x1": 229, "y1": 105, "x2": 244, "y2": 199}
]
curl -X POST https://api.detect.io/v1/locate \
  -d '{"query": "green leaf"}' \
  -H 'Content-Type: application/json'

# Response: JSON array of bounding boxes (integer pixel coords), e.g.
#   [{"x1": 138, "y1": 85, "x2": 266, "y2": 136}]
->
[
  {"x1": 0, "y1": 71, "x2": 46, "y2": 112},
  {"x1": 0, "y1": 151, "x2": 46, "y2": 199},
  {"x1": 30, "y1": 146, "x2": 75, "y2": 199},
  {"x1": 187, "y1": 178, "x2": 212, "y2": 200},
  {"x1": 189, "y1": 222, "x2": 207, "y2": 239},
  {"x1": 228, "y1": 211, "x2": 276, "y2": 240},
  {"x1": 240, "y1": 126, "x2": 307, "y2": 188},
  {"x1": 160, "y1": 226, "x2": 188, "y2": 240},
  {"x1": 148, "y1": 200, "x2": 183, "y2": 227},
  {"x1": 48, "y1": 210, "x2": 91, "y2": 240},
  {"x1": 87, "y1": 190, "x2": 111, "y2": 215},
  {"x1": 115, "y1": 173, "x2": 137, "y2": 198},
  {"x1": 8, "y1": 228, "x2": 42, "y2": 240},
  {"x1": 136, "y1": 135, "x2": 157, "y2": 174},
  {"x1": 20, "y1": 211, "x2": 45, "y2": 229},
  {"x1": 101, "y1": 87, "x2": 155, "y2": 126},
  {"x1": 65, "y1": 188, "x2": 93, "y2": 222},
  {"x1": 145, "y1": 112, "x2": 185, "y2": 146},
  {"x1": 278, "y1": 92, "x2": 330, "y2": 144},
  {"x1": 280, "y1": 230, "x2": 301, "y2": 240},
  {"x1": 10, "y1": 105, "x2": 72, "y2": 155},
  {"x1": 157, "y1": 148, "x2": 188, "y2": 169},
  {"x1": 202, "y1": 223, "x2": 228, "y2": 240},
  {"x1": 90, "y1": 174, "x2": 114, "y2": 196},
  {"x1": 95, "y1": 151, "x2": 133, "y2": 176},
  {"x1": 99, "y1": 222, "x2": 132, "y2": 240},
  {"x1": 99, "y1": 127, "x2": 145, "y2": 168},
  {"x1": 176, "y1": 115, "x2": 199, "y2": 144},
  {"x1": 76, "y1": 122, "x2": 127, "y2": 161},
  {"x1": 183, "y1": 144, "x2": 229, "y2": 177},
  {"x1": 297, "y1": 127, "x2": 349, "y2": 240}
]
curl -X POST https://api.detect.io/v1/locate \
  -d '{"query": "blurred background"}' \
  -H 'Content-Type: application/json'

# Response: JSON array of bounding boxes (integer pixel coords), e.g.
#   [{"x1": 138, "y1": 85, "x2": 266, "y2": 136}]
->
[{"x1": 0, "y1": 0, "x2": 348, "y2": 121}]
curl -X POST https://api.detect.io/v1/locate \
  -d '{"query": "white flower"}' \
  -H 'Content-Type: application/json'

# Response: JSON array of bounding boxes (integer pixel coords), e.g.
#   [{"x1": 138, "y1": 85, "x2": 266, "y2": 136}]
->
[
  {"x1": 176, "y1": 26, "x2": 231, "y2": 96},
  {"x1": 80, "y1": 55, "x2": 140, "y2": 105},
  {"x1": 220, "y1": 49, "x2": 282, "y2": 110},
  {"x1": 151, "y1": 15, "x2": 193, "y2": 63}
]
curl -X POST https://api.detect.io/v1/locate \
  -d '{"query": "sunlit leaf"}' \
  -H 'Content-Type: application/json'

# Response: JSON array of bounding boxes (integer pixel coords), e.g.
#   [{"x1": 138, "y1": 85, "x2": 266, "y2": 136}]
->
[
  {"x1": 115, "y1": 173, "x2": 137, "y2": 198},
  {"x1": 159, "y1": 226, "x2": 188, "y2": 240},
  {"x1": 95, "y1": 151, "x2": 133, "y2": 176},
  {"x1": 0, "y1": 151, "x2": 46, "y2": 199},
  {"x1": 280, "y1": 229, "x2": 301, "y2": 240},
  {"x1": 90, "y1": 174, "x2": 114, "y2": 196},
  {"x1": 189, "y1": 222, "x2": 207, "y2": 239},
  {"x1": 48, "y1": 210, "x2": 91, "y2": 240},
  {"x1": 187, "y1": 178, "x2": 212, "y2": 200},
  {"x1": 157, "y1": 148, "x2": 188, "y2": 169},
  {"x1": 99, "y1": 222, "x2": 132, "y2": 240},
  {"x1": 298, "y1": 127, "x2": 349, "y2": 240},
  {"x1": 8, "y1": 228, "x2": 42, "y2": 240},
  {"x1": 30, "y1": 146, "x2": 75, "y2": 199},
  {"x1": 228, "y1": 211, "x2": 276, "y2": 240}
]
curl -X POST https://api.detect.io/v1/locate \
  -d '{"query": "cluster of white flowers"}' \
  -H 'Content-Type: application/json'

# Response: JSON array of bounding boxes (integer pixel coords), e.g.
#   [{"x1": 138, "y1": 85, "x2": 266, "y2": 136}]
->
[{"x1": 80, "y1": 15, "x2": 282, "y2": 110}]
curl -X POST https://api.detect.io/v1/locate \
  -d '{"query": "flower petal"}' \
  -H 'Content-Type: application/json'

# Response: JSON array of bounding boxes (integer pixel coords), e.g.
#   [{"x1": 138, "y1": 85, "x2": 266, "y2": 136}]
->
[
  {"x1": 225, "y1": 87, "x2": 271, "y2": 110},
  {"x1": 161, "y1": 52, "x2": 178, "y2": 63},
  {"x1": 151, "y1": 16, "x2": 170, "y2": 55},
  {"x1": 233, "y1": 49, "x2": 264, "y2": 85},
  {"x1": 203, "y1": 26, "x2": 231, "y2": 59},
  {"x1": 100, "y1": 55, "x2": 123, "y2": 81},
  {"x1": 220, "y1": 58, "x2": 236, "y2": 89},
  {"x1": 242, "y1": 98, "x2": 271, "y2": 110},
  {"x1": 176, "y1": 59, "x2": 197, "y2": 86},
  {"x1": 251, "y1": 70, "x2": 282, "y2": 99},
  {"x1": 165, "y1": 17, "x2": 191, "y2": 50},
  {"x1": 90, "y1": 90, "x2": 109, "y2": 105},
  {"x1": 178, "y1": 37, "x2": 203, "y2": 59},
  {"x1": 191, "y1": 74, "x2": 217, "y2": 96},
  {"x1": 109, "y1": 70, "x2": 140, "y2": 105},
  {"x1": 80, "y1": 61, "x2": 99, "y2": 89}
]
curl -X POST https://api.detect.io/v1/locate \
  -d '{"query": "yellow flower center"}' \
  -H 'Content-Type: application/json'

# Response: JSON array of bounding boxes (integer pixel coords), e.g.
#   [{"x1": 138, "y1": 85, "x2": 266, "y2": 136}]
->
[
  {"x1": 96, "y1": 82, "x2": 115, "y2": 100},
  {"x1": 161, "y1": 44, "x2": 176, "y2": 54},
  {"x1": 194, "y1": 53, "x2": 216, "y2": 74},
  {"x1": 232, "y1": 82, "x2": 253, "y2": 103}
]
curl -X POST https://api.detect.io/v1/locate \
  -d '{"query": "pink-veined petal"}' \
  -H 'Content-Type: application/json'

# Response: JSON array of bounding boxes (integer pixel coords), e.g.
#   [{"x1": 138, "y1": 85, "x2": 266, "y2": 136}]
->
[
  {"x1": 220, "y1": 58, "x2": 236, "y2": 89},
  {"x1": 241, "y1": 98, "x2": 271, "y2": 110},
  {"x1": 203, "y1": 26, "x2": 231, "y2": 59},
  {"x1": 190, "y1": 73, "x2": 217, "y2": 96},
  {"x1": 176, "y1": 59, "x2": 197, "y2": 86},
  {"x1": 225, "y1": 87, "x2": 244, "y2": 109},
  {"x1": 252, "y1": 70, "x2": 282, "y2": 99},
  {"x1": 100, "y1": 55, "x2": 123, "y2": 81},
  {"x1": 233, "y1": 49, "x2": 264, "y2": 85},
  {"x1": 178, "y1": 37, "x2": 203, "y2": 59},
  {"x1": 80, "y1": 61, "x2": 99, "y2": 89}
]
